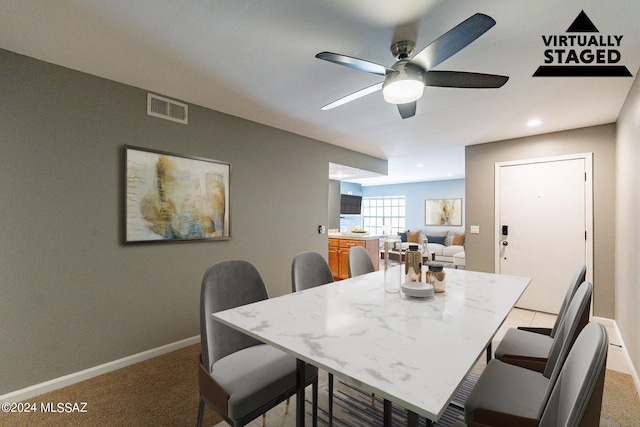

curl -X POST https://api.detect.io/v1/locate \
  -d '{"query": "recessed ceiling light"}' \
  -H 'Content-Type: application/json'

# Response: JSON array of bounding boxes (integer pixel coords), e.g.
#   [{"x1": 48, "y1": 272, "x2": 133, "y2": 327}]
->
[
  {"x1": 527, "y1": 119, "x2": 542, "y2": 127},
  {"x1": 417, "y1": 163, "x2": 424, "y2": 168}
]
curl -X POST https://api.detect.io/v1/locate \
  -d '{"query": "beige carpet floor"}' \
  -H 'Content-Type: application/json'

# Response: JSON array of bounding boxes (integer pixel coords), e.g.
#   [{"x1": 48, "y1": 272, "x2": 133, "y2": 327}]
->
[
  {"x1": 0, "y1": 344, "x2": 221, "y2": 427},
  {"x1": 1, "y1": 343, "x2": 639, "y2": 427}
]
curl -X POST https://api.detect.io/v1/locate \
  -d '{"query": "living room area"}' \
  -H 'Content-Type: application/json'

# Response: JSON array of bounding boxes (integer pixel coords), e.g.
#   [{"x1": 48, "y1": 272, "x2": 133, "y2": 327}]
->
[{"x1": 329, "y1": 178, "x2": 466, "y2": 269}]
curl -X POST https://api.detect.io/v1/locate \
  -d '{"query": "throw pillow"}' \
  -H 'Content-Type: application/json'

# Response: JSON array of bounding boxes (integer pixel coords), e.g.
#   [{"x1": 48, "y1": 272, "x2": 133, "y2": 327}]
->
[
  {"x1": 427, "y1": 235, "x2": 446, "y2": 245},
  {"x1": 397, "y1": 231, "x2": 408, "y2": 242},
  {"x1": 452, "y1": 233, "x2": 465, "y2": 246},
  {"x1": 406, "y1": 231, "x2": 420, "y2": 243}
]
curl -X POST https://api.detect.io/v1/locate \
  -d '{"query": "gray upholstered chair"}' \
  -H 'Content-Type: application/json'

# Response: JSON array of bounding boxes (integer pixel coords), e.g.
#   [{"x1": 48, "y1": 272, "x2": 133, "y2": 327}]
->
[
  {"x1": 495, "y1": 270, "x2": 589, "y2": 373},
  {"x1": 291, "y1": 251, "x2": 334, "y2": 292},
  {"x1": 452, "y1": 322, "x2": 607, "y2": 427},
  {"x1": 492, "y1": 265, "x2": 587, "y2": 367},
  {"x1": 462, "y1": 282, "x2": 593, "y2": 425},
  {"x1": 347, "y1": 246, "x2": 375, "y2": 278},
  {"x1": 198, "y1": 260, "x2": 318, "y2": 427},
  {"x1": 291, "y1": 251, "x2": 335, "y2": 425}
]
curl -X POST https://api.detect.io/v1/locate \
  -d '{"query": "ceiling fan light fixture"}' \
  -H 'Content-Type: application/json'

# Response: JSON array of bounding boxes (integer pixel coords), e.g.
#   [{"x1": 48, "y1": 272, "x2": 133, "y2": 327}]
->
[
  {"x1": 383, "y1": 79, "x2": 424, "y2": 104},
  {"x1": 382, "y1": 63, "x2": 425, "y2": 104}
]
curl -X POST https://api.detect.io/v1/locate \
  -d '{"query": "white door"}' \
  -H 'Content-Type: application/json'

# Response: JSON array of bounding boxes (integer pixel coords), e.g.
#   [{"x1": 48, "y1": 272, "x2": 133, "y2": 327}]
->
[{"x1": 496, "y1": 155, "x2": 592, "y2": 313}]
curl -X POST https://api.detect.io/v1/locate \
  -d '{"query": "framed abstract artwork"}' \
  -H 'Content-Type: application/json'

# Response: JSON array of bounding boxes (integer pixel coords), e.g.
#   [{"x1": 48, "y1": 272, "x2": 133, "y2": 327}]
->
[
  {"x1": 124, "y1": 145, "x2": 230, "y2": 243},
  {"x1": 424, "y1": 198, "x2": 462, "y2": 226}
]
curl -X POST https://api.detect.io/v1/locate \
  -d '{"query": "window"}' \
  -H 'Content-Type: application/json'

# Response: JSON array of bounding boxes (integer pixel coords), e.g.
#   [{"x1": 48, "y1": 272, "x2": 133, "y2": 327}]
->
[{"x1": 361, "y1": 196, "x2": 406, "y2": 235}]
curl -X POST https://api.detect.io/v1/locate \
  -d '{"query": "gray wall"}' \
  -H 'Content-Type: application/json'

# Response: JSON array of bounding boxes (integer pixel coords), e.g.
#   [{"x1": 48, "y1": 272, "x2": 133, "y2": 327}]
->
[
  {"x1": 616, "y1": 69, "x2": 640, "y2": 379},
  {"x1": 0, "y1": 49, "x2": 386, "y2": 395},
  {"x1": 328, "y1": 179, "x2": 341, "y2": 229},
  {"x1": 465, "y1": 124, "x2": 616, "y2": 319}
]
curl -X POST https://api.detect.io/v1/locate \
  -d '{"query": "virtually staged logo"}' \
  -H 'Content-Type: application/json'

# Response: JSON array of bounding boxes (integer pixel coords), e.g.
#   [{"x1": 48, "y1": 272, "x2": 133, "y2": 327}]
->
[{"x1": 533, "y1": 10, "x2": 632, "y2": 77}]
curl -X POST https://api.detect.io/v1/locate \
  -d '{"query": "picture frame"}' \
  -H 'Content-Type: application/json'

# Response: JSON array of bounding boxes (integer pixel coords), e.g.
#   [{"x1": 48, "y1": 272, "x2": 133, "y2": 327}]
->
[
  {"x1": 424, "y1": 198, "x2": 462, "y2": 226},
  {"x1": 124, "y1": 145, "x2": 230, "y2": 243}
]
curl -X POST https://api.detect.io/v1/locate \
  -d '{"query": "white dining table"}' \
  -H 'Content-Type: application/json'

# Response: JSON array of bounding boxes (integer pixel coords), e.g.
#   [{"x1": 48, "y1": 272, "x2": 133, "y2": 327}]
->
[{"x1": 212, "y1": 266, "x2": 530, "y2": 426}]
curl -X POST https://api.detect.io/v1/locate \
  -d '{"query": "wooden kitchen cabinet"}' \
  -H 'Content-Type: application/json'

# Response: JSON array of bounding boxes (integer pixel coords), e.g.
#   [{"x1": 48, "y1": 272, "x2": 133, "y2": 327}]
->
[
  {"x1": 328, "y1": 236, "x2": 379, "y2": 280},
  {"x1": 328, "y1": 238, "x2": 340, "y2": 278}
]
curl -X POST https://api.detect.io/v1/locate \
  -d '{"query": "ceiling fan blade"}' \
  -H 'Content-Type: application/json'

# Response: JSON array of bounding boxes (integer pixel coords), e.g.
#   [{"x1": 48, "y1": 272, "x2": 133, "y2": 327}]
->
[
  {"x1": 410, "y1": 13, "x2": 496, "y2": 71},
  {"x1": 397, "y1": 102, "x2": 417, "y2": 119},
  {"x1": 316, "y1": 52, "x2": 394, "y2": 76},
  {"x1": 424, "y1": 71, "x2": 509, "y2": 88},
  {"x1": 321, "y1": 82, "x2": 383, "y2": 110}
]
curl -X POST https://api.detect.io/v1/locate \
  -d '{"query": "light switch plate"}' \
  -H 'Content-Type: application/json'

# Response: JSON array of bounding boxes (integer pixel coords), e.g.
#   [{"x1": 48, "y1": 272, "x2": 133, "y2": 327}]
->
[{"x1": 470, "y1": 225, "x2": 480, "y2": 234}]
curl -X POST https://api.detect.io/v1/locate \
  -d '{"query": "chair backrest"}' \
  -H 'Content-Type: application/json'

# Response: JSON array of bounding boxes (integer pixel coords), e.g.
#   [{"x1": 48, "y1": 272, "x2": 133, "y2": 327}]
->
[
  {"x1": 348, "y1": 246, "x2": 375, "y2": 278},
  {"x1": 539, "y1": 323, "x2": 608, "y2": 427},
  {"x1": 551, "y1": 265, "x2": 587, "y2": 337},
  {"x1": 200, "y1": 260, "x2": 268, "y2": 371},
  {"x1": 291, "y1": 251, "x2": 334, "y2": 292},
  {"x1": 544, "y1": 281, "x2": 592, "y2": 379},
  {"x1": 532, "y1": 281, "x2": 593, "y2": 420}
]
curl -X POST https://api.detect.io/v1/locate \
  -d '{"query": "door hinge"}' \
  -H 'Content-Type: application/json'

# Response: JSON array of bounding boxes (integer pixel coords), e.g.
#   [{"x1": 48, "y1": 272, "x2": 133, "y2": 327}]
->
[{"x1": 585, "y1": 231, "x2": 587, "y2": 240}]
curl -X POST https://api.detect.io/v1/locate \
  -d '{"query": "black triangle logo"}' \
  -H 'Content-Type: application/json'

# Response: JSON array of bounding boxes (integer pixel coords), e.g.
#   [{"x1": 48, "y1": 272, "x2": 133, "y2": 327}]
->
[{"x1": 567, "y1": 10, "x2": 599, "y2": 32}]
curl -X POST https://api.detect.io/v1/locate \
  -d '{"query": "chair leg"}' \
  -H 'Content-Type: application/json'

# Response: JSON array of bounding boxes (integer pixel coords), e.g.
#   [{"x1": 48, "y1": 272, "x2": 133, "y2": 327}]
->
[
  {"x1": 285, "y1": 397, "x2": 290, "y2": 414},
  {"x1": 262, "y1": 413, "x2": 266, "y2": 427},
  {"x1": 372, "y1": 393, "x2": 376, "y2": 407},
  {"x1": 196, "y1": 398, "x2": 205, "y2": 427}
]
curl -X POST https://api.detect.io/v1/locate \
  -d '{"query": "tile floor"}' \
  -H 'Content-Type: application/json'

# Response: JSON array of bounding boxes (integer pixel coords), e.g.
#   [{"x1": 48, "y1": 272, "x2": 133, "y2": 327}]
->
[{"x1": 496, "y1": 307, "x2": 630, "y2": 374}]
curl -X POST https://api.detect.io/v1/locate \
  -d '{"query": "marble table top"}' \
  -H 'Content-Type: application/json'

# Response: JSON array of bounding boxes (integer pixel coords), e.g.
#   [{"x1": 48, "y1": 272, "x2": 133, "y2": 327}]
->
[{"x1": 212, "y1": 266, "x2": 530, "y2": 422}]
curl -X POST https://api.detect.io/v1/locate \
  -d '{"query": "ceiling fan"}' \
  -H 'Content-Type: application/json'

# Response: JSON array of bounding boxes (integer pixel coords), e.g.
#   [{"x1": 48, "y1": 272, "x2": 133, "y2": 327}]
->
[{"x1": 316, "y1": 13, "x2": 509, "y2": 119}]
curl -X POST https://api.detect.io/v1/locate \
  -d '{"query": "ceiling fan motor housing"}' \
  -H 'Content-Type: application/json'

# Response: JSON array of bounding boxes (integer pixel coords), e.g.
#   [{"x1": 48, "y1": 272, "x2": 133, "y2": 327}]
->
[{"x1": 390, "y1": 40, "x2": 416, "y2": 60}]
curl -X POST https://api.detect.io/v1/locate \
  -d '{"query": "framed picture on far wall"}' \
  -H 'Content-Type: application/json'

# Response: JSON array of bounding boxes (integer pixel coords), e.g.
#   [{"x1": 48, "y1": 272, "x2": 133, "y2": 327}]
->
[
  {"x1": 124, "y1": 145, "x2": 230, "y2": 243},
  {"x1": 425, "y1": 198, "x2": 462, "y2": 226}
]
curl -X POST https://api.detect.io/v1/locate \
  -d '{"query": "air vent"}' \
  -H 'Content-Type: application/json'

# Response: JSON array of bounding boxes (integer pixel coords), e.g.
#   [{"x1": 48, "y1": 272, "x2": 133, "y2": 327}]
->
[{"x1": 147, "y1": 93, "x2": 188, "y2": 124}]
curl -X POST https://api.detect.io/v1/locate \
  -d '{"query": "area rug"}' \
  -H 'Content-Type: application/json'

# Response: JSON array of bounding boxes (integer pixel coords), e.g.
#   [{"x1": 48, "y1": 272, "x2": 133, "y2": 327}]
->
[
  {"x1": 214, "y1": 374, "x2": 472, "y2": 426},
  {"x1": 316, "y1": 377, "x2": 473, "y2": 426},
  {"x1": 214, "y1": 369, "x2": 627, "y2": 427}
]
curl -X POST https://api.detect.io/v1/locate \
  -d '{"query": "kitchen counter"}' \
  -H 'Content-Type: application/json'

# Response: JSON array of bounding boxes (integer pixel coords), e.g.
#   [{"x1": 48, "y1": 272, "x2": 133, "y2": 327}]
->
[
  {"x1": 328, "y1": 235, "x2": 380, "y2": 280},
  {"x1": 328, "y1": 233, "x2": 380, "y2": 240}
]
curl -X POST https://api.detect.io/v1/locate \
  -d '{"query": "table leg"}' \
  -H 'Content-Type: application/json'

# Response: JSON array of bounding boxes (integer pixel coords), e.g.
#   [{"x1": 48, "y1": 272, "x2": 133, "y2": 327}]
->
[
  {"x1": 383, "y1": 399, "x2": 392, "y2": 426},
  {"x1": 328, "y1": 374, "x2": 333, "y2": 426},
  {"x1": 486, "y1": 342, "x2": 492, "y2": 363},
  {"x1": 385, "y1": 401, "x2": 424, "y2": 427},
  {"x1": 296, "y1": 359, "x2": 305, "y2": 427},
  {"x1": 312, "y1": 379, "x2": 318, "y2": 427},
  {"x1": 407, "y1": 410, "x2": 420, "y2": 427}
]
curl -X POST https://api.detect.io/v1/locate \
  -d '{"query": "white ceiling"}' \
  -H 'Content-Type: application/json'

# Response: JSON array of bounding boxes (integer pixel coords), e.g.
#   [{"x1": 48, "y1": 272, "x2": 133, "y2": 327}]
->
[{"x1": 2, "y1": 1, "x2": 639, "y2": 185}]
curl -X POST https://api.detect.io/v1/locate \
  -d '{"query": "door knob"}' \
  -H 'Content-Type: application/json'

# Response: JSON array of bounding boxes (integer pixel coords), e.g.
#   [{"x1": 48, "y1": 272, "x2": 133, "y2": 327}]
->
[{"x1": 502, "y1": 241, "x2": 508, "y2": 246}]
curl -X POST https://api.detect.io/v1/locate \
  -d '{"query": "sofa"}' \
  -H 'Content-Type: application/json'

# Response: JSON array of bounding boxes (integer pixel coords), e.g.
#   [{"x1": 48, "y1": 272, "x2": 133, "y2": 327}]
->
[{"x1": 398, "y1": 229, "x2": 465, "y2": 264}]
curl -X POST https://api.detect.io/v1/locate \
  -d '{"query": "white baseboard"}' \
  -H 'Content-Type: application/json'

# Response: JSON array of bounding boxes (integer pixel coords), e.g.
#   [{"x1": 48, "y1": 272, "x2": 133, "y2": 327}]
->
[
  {"x1": 0, "y1": 335, "x2": 200, "y2": 403},
  {"x1": 592, "y1": 316, "x2": 640, "y2": 394}
]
